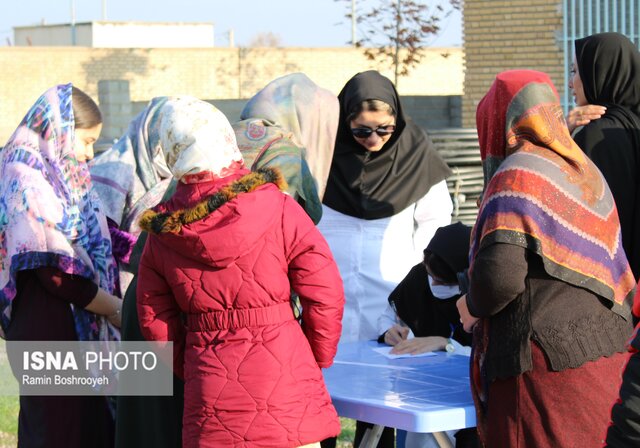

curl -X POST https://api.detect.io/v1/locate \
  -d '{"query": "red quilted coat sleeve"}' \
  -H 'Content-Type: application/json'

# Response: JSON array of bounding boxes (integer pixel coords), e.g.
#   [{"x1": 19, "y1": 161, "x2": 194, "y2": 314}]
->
[
  {"x1": 137, "y1": 236, "x2": 187, "y2": 379},
  {"x1": 282, "y1": 195, "x2": 345, "y2": 368}
]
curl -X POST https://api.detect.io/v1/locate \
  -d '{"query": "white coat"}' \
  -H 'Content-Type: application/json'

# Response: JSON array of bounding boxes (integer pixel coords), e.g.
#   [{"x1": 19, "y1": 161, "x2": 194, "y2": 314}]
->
[{"x1": 318, "y1": 180, "x2": 453, "y2": 342}]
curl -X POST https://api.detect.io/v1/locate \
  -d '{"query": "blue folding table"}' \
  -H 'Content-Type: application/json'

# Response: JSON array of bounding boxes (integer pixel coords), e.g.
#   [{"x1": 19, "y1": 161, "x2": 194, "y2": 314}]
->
[{"x1": 323, "y1": 341, "x2": 476, "y2": 448}]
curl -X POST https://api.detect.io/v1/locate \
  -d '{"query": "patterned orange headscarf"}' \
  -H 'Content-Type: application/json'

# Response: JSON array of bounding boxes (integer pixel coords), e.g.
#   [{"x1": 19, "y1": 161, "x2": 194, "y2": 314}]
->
[{"x1": 472, "y1": 70, "x2": 634, "y2": 311}]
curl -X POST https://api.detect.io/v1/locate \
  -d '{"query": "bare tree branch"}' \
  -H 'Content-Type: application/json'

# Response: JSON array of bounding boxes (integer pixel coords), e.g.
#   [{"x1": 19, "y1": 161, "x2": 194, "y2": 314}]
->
[{"x1": 334, "y1": 0, "x2": 458, "y2": 86}]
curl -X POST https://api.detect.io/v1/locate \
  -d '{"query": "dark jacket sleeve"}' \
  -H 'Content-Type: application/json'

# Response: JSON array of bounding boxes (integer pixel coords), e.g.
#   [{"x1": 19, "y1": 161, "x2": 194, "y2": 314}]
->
[
  {"x1": 387, "y1": 263, "x2": 432, "y2": 335},
  {"x1": 466, "y1": 243, "x2": 528, "y2": 318},
  {"x1": 282, "y1": 195, "x2": 345, "y2": 368},
  {"x1": 34, "y1": 267, "x2": 98, "y2": 308},
  {"x1": 606, "y1": 328, "x2": 640, "y2": 447}
]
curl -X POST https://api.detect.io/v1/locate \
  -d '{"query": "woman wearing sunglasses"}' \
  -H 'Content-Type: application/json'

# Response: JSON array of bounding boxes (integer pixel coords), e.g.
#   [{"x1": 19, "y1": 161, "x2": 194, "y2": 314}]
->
[{"x1": 319, "y1": 70, "x2": 453, "y2": 448}]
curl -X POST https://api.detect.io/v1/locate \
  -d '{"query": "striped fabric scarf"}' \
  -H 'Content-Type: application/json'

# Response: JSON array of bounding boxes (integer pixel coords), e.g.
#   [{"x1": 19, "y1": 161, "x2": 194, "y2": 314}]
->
[
  {"x1": 472, "y1": 70, "x2": 635, "y2": 312},
  {"x1": 90, "y1": 96, "x2": 172, "y2": 232}
]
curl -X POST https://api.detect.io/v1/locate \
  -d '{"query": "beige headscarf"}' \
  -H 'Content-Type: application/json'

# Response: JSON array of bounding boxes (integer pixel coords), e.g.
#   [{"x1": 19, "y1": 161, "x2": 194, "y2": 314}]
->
[{"x1": 160, "y1": 96, "x2": 245, "y2": 182}]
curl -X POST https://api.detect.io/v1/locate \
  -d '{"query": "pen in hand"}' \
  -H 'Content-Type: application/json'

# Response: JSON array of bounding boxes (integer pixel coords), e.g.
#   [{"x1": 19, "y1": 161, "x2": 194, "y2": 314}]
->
[{"x1": 384, "y1": 324, "x2": 409, "y2": 346}]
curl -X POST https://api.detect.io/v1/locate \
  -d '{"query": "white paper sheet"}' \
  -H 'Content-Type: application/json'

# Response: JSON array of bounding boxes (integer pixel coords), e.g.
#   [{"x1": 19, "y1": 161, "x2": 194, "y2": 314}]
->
[{"x1": 372, "y1": 346, "x2": 438, "y2": 359}]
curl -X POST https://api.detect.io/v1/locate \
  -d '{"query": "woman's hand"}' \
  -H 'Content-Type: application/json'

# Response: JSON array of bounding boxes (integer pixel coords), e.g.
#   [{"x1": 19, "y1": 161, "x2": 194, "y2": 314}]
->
[
  {"x1": 390, "y1": 336, "x2": 447, "y2": 355},
  {"x1": 107, "y1": 304, "x2": 122, "y2": 328},
  {"x1": 384, "y1": 324, "x2": 410, "y2": 346},
  {"x1": 85, "y1": 287, "x2": 122, "y2": 328},
  {"x1": 456, "y1": 294, "x2": 479, "y2": 333},
  {"x1": 566, "y1": 105, "x2": 606, "y2": 133}
]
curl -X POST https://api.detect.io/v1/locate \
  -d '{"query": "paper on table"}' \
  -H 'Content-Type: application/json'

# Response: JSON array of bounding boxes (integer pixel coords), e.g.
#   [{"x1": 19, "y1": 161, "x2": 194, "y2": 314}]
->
[{"x1": 372, "y1": 346, "x2": 437, "y2": 359}]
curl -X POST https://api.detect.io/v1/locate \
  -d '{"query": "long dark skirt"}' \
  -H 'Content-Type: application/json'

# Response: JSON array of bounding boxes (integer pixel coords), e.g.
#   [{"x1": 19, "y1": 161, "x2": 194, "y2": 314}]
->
[
  {"x1": 18, "y1": 395, "x2": 113, "y2": 448},
  {"x1": 478, "y1": 342, "x2": 626, "y2": 448},
  {"x1": 114, "y1": 275, "x2": 184, "y2": 448}
]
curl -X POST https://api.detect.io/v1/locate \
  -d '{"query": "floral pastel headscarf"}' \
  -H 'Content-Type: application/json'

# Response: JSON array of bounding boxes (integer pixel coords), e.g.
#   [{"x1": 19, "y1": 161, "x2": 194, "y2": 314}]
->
[
  {"x1": 0, "y1": 84, "x2": 118, "y2": 341},
  {"x1": 159, "y1": 97, "x2": 245, "y2": 182}
]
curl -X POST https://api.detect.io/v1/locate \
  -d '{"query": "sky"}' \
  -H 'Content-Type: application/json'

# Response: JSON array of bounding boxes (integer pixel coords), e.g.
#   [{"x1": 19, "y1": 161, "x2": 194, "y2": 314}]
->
[{"x1": 0, "y1": 0, "x2": 462, "y2": 48}]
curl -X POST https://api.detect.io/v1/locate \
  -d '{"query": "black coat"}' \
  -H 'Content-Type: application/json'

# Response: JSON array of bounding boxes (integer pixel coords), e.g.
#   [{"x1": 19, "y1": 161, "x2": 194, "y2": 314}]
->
[{"x1": 574, "y1": 32, "x2": 640, "y2": 280}]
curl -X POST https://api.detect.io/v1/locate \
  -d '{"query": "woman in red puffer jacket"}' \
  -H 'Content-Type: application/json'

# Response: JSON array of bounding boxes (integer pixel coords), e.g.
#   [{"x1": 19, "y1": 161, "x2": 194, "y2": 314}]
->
[{"x1": 136, "y1": 96, "x2": 344, "y2": 448}]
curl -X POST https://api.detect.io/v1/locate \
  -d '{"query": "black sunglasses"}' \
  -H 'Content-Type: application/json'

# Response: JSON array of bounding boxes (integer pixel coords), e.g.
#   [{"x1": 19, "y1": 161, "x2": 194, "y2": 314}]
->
[{"x1": 350, "y1": 125, "x2": 396, "y2": 139}]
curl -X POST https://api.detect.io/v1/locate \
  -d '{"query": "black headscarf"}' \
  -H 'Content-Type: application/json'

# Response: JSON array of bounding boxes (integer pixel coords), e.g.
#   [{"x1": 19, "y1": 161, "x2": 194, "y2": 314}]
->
[
  {"x1": 323, "y1": 70, "x2": 452, "y2": 219},
  {"x1": 575, "y1": 32, "x2": 640, "y2": 115},
  {"x1": 386, "y1": 222, "x2": 472, "y2": 346},
  {"x1": 425, "y1": 222, "x2": 472, "y2": 276},
  {"x1": 574, "y1": 32, "x2": 640, "y2": 279}
]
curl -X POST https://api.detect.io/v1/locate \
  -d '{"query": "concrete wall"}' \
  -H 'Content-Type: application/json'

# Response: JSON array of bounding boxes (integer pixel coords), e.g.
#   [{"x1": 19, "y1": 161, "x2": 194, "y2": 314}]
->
[
  {"x1": 0, "y1": 46, "x2": 464, "y2": 144},
  {"x1": 98, "y1": 80, "x2": 132, "y2": 143},
  {"x1": 123, "y1": 94, "x2": 462, "y2": 143},
  {"x1": 204, "y1": 96, "x2": 462, "y2": 132}
]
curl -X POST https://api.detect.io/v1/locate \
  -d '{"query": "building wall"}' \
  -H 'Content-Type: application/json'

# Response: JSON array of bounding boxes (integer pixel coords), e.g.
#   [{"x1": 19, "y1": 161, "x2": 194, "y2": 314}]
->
[
  {"x1": 14, "y1": 22, "x2": 215, "y2": 48},
  {"x1": 462, "y1": 0, "x2": 565, "y2": 127},
  {"x1": 0, "y1": 46, "x2": 464, "y2": 144},
  {"x1": 91, "y1": 22, "x2": 215, "y2": 48},
  {"x1": 14, "y1": 24, "x2": 93, "y2": 46}
]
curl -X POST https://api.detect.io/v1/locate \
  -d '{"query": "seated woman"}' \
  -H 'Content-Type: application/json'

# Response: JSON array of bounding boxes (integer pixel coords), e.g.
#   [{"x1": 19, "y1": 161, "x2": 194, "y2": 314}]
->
[
  {"x1": 379, "y1": 222, "x2": 472, "y2": 355},
  {"x1": 378, "y1": 222, "x2": 478, "y2": 448},
  {"x1": 234, "y1": 72, "x2": 339, "y2": 223}
]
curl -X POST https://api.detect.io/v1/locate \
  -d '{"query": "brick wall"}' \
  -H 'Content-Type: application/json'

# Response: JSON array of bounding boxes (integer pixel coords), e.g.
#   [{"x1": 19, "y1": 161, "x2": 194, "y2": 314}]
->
[
  {"x1": 462, "y1": 0, "x2": 565, "y2": 127},
  {"x1": 0, "y1": 46, "x2": 463, "y2": 144}
]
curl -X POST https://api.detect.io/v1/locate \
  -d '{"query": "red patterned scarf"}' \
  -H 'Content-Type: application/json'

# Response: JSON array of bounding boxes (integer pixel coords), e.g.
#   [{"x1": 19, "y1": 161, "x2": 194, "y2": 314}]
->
[{"x1": 472, "y1": 70, "x2": 634, "y2": 312}]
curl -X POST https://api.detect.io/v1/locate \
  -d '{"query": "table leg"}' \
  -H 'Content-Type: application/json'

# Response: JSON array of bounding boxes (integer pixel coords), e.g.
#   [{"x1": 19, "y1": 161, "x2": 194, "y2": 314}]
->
[
  {"x1": 433, "y1": 431, "x2": 454, "y2": 448},
  {"x1": 358, "y1": 424, "x2": 385, "y2": 448}
]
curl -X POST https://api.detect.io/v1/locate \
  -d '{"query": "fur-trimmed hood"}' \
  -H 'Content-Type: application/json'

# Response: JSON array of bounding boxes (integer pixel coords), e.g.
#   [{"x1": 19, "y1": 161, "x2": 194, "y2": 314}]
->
[{"x1": 138, "y1": 167, "x2": 288, "y2": 267}]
